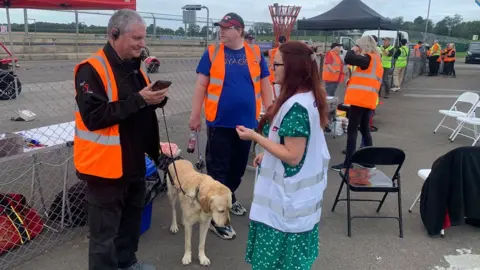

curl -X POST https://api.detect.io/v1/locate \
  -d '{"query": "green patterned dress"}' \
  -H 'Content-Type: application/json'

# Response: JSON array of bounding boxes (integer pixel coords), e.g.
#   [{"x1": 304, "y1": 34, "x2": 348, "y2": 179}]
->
[{"x1": 245, "y1": 102, "x2": 319, "y2": 270}]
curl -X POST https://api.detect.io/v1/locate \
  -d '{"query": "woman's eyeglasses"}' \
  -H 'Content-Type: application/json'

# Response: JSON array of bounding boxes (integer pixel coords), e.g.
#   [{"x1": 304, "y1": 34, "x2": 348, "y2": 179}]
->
[{"x1": 273, "y1": 63, "x2": 284, "y2": 71}]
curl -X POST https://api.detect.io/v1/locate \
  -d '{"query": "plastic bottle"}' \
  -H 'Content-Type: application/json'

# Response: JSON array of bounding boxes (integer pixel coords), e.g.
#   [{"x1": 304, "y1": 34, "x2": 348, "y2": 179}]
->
[{"x1": 187, "y1": 132, "x2": 196, "y2": 153}]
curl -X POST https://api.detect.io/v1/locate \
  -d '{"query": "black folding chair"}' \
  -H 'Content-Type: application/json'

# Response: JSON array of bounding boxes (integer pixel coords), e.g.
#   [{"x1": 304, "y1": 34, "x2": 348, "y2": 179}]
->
[{"x1": 331, "y1": 147, "x2": 406, "y2": 238}]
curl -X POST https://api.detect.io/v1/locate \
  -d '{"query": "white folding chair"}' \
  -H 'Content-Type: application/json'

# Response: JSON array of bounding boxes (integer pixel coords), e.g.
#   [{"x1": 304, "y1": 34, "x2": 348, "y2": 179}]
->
[
  {"x1": 433, "y1": 92, "x2": 479, "y2": 139},
  {"x1": 449, "y1": 111, "x2": 480, "y2": 146},
  {"x1": 408, "y1": 169, "x2": 431, "y2": 213},
  {"x1": 408, "y1": 168, "x2": 445, "y2": 237}
]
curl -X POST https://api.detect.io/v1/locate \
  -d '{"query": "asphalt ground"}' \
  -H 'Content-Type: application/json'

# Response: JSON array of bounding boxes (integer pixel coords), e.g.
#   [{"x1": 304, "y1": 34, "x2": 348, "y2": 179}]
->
[{"x1": 1, "y1": 61, "x2": 480, "y2": 270}]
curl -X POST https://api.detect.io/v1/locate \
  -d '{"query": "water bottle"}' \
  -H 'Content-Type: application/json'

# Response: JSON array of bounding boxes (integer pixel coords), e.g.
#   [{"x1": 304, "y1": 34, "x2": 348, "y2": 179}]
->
[{"x1": 187, "y1": 132, "x2": 197, "y2": 153}]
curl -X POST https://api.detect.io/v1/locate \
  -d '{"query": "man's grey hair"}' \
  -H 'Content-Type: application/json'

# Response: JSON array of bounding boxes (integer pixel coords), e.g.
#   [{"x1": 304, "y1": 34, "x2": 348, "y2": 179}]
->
[
  {"x1": 107, "y1": 9, "x2": 146, "y2": 38},
  {"x1": 356, "y1": 35, "x2": 380, "y2": 56}
]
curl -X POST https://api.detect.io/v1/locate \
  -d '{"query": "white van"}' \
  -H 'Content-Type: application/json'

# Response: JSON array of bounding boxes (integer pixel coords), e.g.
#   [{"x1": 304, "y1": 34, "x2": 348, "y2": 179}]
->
[{"x1": 338, "y1": 30, "x2": 409, "y2": 60}]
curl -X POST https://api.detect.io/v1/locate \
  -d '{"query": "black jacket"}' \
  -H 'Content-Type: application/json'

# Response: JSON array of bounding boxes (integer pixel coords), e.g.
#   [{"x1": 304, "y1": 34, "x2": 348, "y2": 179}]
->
[
  {"x1": 74, "y1": 42, "x2": 167, "y2": 182},
  {"x1": 344, "y1": 50, "x2": 371, "y2": 70},
  {"x1": 420, "y1": 146, "x2": 480, "y2": 236}
]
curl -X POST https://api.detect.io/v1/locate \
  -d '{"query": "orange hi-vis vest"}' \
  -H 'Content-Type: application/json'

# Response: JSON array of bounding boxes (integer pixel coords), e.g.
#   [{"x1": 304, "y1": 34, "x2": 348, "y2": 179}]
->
[
  {"x1": 344, "y1": 52, "x2": 383, "y2": 110},
  {"x1": 322, "y1": 50, "x2": 344, "y2": 82},
  {"x1": 444, "y1": 49, "x2": 456, "y2": 62},
  {"x1": 206, "y1": 42, "x2": 262, "y2": 122},
  {"x1": 268, "y1": 47, "x2": 279, "y2": 84},
  {"x1": 413, "y1": 44, "x2": 421, "y2": 57},
  {"x1": 73, "y1": 49, "x2": 149, "y2": 179}
]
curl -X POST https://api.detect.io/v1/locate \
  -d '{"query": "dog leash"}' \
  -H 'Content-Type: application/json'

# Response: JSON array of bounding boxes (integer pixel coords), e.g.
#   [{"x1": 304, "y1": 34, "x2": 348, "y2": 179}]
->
[{"x1": 159, "y1": 107, "x2": 190, "y2": 198}]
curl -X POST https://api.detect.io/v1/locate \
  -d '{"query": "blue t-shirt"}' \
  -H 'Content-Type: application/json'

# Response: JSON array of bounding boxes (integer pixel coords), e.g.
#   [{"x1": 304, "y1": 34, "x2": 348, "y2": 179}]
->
[{"x1": 196, "y1": 46, "x2": 270, "y2": 129}]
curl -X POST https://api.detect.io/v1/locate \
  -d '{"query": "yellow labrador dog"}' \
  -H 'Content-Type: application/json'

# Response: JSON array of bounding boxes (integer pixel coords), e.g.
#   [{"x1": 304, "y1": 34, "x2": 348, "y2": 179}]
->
[{"x1": 167, "y1": 159, "x2": 232, "y2": 266}]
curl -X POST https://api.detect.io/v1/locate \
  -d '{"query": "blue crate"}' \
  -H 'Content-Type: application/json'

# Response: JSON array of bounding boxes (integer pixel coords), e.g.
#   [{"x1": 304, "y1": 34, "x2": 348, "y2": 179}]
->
[{"x1": 140, "y1": 202, "x2": 153, "y2": 235}]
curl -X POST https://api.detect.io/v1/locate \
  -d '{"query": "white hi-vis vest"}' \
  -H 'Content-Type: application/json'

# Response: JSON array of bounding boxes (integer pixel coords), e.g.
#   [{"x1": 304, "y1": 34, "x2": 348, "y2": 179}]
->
[{"x1": 250, "y1": 92, "x2": 331, "y2": 233}]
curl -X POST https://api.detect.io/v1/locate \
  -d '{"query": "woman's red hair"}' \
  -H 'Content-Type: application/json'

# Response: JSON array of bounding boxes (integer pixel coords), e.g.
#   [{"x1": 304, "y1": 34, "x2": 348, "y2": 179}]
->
[{"x1": 259, "y1": 41, "x2": 329, "y2": 132}]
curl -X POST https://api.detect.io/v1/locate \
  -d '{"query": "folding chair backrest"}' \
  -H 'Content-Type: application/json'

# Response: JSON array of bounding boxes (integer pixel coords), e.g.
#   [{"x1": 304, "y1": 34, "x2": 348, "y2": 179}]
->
[
  {"x1": 455, "y1": 92, "x2": 479, "y2": 107},
  {"x1": 350, "y1": 147, "x2": 406, "y2": 166}
]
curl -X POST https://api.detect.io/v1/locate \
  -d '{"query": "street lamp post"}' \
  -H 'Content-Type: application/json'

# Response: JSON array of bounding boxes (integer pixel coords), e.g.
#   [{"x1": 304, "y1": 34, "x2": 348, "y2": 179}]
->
[
  {"x1": 423, "y1": 0, "x2": 431, "y2": 42},
  {"x1": 182, "y1": 5, "x2": 210, "y2": 48}
]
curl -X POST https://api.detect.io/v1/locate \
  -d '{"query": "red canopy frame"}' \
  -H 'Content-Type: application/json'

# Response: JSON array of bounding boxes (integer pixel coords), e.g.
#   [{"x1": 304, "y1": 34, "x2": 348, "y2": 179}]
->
[{"x1": 3, "y1": 0, "x2": 136, "y2": 10}]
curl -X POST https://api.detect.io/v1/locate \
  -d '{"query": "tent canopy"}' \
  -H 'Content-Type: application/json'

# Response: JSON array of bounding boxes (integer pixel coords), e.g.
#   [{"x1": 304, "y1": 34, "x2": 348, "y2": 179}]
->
[
  {"x1": 2, "y1": 0, "x2": 136, "y2": 10},
  {"x1": 297, "y1": 0, "x2": 395, "y2": 31}
]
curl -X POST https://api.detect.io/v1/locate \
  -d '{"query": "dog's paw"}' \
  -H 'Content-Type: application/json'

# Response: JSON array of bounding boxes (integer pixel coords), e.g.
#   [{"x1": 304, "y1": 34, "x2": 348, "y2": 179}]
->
[
  {"x1": 182, "y1": 253, "x2": 192, "y2": 265},
  {"x1": 170, "y1": 224, "x2": 179, "y2": 234},
  {"x1": 199, "y1": 255, "x2": 211, "y2": 266}
]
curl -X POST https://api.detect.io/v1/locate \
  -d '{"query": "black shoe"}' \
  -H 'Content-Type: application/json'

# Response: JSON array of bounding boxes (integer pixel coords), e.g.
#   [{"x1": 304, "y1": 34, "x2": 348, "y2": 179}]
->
[{"x1": 331, "y1": 163, "x2": 351, "y2": 172}]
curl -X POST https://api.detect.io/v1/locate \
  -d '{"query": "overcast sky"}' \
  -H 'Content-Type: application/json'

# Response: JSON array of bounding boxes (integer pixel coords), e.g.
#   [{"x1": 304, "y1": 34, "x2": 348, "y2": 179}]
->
[{"x1": 1, "y1": 0, "x2": 478, "y2": 30}]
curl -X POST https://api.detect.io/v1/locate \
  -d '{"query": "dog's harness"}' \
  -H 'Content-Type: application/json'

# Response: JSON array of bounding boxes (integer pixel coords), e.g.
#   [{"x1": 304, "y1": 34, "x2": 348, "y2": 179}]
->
[{"x1": 159, "y1": 107, "x2": 203, "y2": 201}]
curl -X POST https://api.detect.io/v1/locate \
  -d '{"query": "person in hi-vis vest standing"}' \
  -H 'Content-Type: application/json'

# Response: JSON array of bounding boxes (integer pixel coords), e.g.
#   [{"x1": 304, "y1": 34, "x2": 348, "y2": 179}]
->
[
  {"x1": 74, "y1": 9, "x2": 167, "y2": 270},
  {"x1": 188, "y1": 12, "x2": 272, "y2": 240},
  {"x1": 392, "y1": 38, "x2": 410, "y2": 91},
  {"x1": 379, "y1": 37, "x2": 395, "y2": 98},
  {"x1": 331, "y1": 36, "x2": 384, "y2": 171},
  {"x1": 322, "y1": 42, "x2": 345, "y2": 96},
  {"x1": 268, "y1": 35, "x2": 287, "y2": 99}
]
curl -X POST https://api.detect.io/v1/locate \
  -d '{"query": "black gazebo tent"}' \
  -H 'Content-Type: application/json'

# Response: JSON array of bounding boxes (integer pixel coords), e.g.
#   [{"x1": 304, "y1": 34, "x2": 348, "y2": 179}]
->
[{"x1": 297, "y1": 0, "x2": 396, "y2": 31}]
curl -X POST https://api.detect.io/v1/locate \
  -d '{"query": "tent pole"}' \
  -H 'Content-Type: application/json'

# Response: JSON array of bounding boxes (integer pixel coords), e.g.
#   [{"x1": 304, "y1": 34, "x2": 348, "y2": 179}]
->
[{"x1": 6, "y1": 7, "x2": 19, "y2": 100}]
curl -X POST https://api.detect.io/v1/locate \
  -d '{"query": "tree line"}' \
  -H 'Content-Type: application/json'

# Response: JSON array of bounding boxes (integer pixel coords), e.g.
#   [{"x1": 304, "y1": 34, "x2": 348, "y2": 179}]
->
[{"x1": 5, "y1": 14, "x2": 479, "y2": 41}]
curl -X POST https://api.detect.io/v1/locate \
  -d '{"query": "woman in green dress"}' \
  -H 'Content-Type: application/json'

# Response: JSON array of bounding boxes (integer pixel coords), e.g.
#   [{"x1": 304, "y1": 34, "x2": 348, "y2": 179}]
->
[{"x1": 236, "y1": 41, "x2": 331, "y2": 270}]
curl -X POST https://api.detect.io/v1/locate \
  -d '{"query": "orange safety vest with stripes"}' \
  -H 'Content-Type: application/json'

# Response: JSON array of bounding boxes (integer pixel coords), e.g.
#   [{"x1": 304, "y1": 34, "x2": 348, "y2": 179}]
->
[
  {"x1": 322, "y1": 50, "x2": 344, "y2": 82},
  {"x1": 344, "y1": 53, "x2": 383, "y2": 110},
  {"x1": 205, "y1": 42, "x2": 262, "y2": 122},
  {"x1": 73, "y1": 49, "x2": 149, "y2": 179},
  {"x1": 443, "y1": 49, "x2": 456, "y2": 62},
  {"x1": 268, "y1": 47, "x2": 279, "y2": 84}
]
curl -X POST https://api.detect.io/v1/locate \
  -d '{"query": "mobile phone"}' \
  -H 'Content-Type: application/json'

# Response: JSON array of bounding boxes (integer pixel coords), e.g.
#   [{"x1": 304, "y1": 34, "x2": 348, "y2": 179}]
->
[{"x1": 152, "y1": 80, "x2": 172, "y2": 91}]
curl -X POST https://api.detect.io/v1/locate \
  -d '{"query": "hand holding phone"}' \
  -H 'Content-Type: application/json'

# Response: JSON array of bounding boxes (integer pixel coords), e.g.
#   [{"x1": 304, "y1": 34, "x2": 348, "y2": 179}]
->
[
  {"x1": 139, "y1": 80, "x2": 170, "y2": 105},
  {"x1": 152, "y1": 80, "x2": 172, "y2": 91}
]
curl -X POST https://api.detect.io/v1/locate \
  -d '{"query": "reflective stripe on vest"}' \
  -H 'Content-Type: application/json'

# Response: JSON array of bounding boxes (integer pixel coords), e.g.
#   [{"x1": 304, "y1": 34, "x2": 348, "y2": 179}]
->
[
  {"x1": 344, "y1": 52, "x2": 383, "y2": 110},
  {"x1": 73, "y1": 49, "x2": 149, "y2": 179},
  {"x1": 322, "y1": 50, "x2": 342, "y2": 82},
  {"x1": 252, "y1": 195, "x2": 323, "y2": 219},
  {"x1": 259, "y1": 167, "x2": 324, "y2": 194},
  {"x1": 396, "y1": 46, "x2": 409, "y2": 68},
  {"x1": 205, "y1": 42, "x2": 262, "y2": 122},
  {"x1": 381, "y1": 45, "x2": 394, "y2": 68}
]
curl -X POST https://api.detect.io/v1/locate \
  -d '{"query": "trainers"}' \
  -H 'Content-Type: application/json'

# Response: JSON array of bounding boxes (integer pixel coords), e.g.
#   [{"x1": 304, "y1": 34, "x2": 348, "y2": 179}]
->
[
  {"x1": 331, "y1": 163, "x2": 351, "y2": 172},
  {"x1": 230, "y1": 201, "x2": 247, "y2": 216},
  {"x1": 119, "y1": 262, "x2": 156, "y2": 270},
  {"x1": 209, "y1": 222, "x2": 236, "y2": 240}
]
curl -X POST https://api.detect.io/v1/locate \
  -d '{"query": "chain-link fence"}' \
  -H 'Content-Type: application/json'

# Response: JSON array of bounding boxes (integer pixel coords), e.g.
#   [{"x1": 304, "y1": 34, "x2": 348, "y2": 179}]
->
[{"x1": 0, "y1": 47, "x2": 216, "y2": 269}]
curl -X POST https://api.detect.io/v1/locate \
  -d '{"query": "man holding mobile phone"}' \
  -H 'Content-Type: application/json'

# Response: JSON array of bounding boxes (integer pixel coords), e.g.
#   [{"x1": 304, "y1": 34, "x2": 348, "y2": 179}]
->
[{"x1": 74, "y1": 9, "x2": 167, "y2": 270}]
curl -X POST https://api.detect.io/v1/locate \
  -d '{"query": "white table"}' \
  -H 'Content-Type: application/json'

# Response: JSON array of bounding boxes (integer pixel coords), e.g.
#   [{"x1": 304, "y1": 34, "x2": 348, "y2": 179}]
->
[{"x1": 0, "y1": 121, "x2": 75, "y2": 231}]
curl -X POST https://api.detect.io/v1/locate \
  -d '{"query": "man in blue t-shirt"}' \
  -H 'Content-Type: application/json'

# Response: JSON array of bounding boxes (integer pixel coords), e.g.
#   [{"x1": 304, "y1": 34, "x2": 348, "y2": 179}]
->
[{"x1": 188, "y1": 12, "x2": 272, "y2": 240}]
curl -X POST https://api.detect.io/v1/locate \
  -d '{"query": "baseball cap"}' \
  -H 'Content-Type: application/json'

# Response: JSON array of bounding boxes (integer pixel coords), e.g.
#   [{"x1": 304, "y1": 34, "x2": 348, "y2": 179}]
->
[
  {"x1": 382, "y1": 37, "x2": 391, "y2": 41},
  {"x1": 331, "y1": 42, "x2": 342, "y2": 49},
  {"x1": 278, "y1": 35, "x2": 287, "y2": 43},
  {"x1": 214, "y1": 13, "x2": 245, "y2": 28}
]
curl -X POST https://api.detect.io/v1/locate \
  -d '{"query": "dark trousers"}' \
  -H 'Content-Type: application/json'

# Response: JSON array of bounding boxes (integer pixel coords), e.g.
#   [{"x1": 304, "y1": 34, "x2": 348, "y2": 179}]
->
[
  {"x1": 86, "y1": 178, "x2": 145, "y2": 270},
  {"x1": 344, "y1": 105, "x2": 373, "y2": 164},
  {"x1": 380, "y1": 68, "x2": 392, "y2": 97},
  {"x1": 206, "y1": 126, "x2": 252, "y2": 203},
  {"x1": 429, "y1": 56, "x2": 440, "y2": 75},
  {"x1": 444, "y1": 61, "x2": 456, "y2": 76}
]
